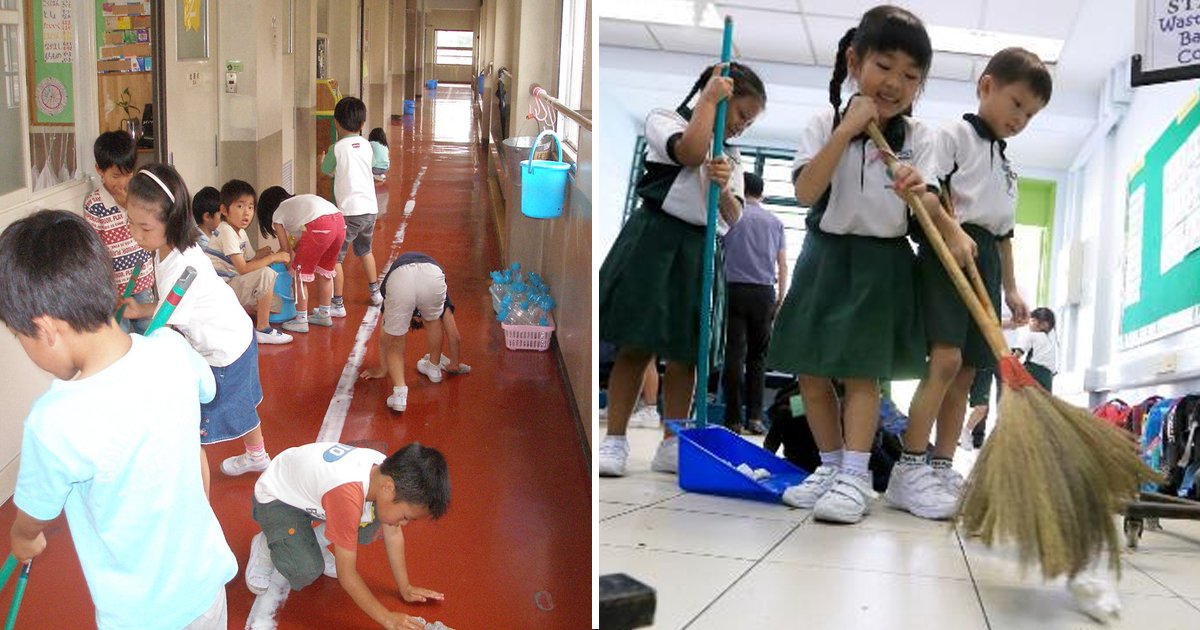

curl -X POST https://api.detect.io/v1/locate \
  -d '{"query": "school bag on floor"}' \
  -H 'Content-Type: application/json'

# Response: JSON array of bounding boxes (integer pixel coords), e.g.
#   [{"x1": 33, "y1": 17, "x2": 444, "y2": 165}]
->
[
  {"x1": 1162, "y1": 395, "x2": 1200, "y2": 496},
  {"x1": 1092, "y1": 398, "x2": 1132, "y2": 434},
  {"x1": 1140, "y1": 397, "x2": 1179, "y2": 492},
  {"x1": 1128, "y1": 395, "x2": 1163, "y2": 438}
]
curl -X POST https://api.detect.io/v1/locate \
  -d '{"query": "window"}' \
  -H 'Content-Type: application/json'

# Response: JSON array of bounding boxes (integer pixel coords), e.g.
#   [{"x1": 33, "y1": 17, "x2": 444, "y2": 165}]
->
[
  {"x1": 741, "y1": 147, "x2": 807, "y2": 271},
  {"x1": 556, "y1": 0, "x2": 588, "y2": 149},
  {"x1": 2, "y1": 23, "x2": 17, "y2": 108},
  {"x1": 434, "y1": 30, "x2": 472, "y2": 66},
  {"x1": 0, "y1": 4, "x2": 22, "y2": 195}
]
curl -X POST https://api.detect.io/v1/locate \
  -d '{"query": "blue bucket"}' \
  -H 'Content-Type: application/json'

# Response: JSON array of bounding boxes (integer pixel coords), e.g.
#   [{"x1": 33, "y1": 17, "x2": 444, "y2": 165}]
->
[
  {"x1": 268, "y1": 261, "x2": 296, "y2": 325},
  {"x1": 403, "y1": 99, "x2": 415, "y2": 115},
  {"x1": 519, "y1": 130, "x2": 572, "y2": 219},
  {"x1": 673, "y1": 423, "x2": 809, "y2": 504},
  {"x1": 426, "y1": 79, "x2": 438, "y2": 89}
]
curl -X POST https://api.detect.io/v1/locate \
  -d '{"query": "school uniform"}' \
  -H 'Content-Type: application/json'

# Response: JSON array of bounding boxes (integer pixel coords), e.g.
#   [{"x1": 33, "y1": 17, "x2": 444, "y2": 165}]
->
[
  {"x1": 1020, "y1": 329, "x2": 1058, "y2": 391},
  {"x1": 599, "y1": 106, "x2": 744, "y2": 364},
  {"x1": 768, "y1": 107, "x2": 933, "y2": 380},
  {"x1": 918, "y1": 113, "x2": 1017, "y2": 370}
]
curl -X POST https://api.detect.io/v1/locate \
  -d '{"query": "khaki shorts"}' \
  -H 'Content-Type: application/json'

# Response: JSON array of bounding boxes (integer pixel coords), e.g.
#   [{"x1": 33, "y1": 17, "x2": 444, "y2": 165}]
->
[
  {"x1": 382, "y1": 263, "x2": 446, "y2": 336},
  {"x1": 228, "y1": 266, "x2": 277, "y2": 311},
  {"x1": 181, "y1": 587, "x2": 227, "y2": 630}
]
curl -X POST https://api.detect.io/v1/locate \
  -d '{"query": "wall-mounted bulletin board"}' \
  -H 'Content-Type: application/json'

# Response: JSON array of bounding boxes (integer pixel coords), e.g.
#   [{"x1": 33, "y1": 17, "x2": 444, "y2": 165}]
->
[
  {"x1": 1122, "y1": 88, "x2": 1200, "y2": 348},
  {"x1": 24, "y1": 0, "x2": 75, "y2": 125},
  {"x1": 96, "y1": 0, "x2": 152, "y2": 73}
]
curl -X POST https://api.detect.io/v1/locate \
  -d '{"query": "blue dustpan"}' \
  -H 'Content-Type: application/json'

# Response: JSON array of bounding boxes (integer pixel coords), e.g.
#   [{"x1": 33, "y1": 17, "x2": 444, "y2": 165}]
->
[{"x1": 671, "y1": 423, "x2": 809, "y2": 504}]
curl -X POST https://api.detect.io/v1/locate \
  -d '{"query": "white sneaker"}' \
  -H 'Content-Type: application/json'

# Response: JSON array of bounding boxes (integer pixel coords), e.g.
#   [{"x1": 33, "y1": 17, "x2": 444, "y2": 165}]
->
[
  {"x1": 781, "y1": 465, "x2": 840, "y2": 509},
  {"x1": 387, "y1": 387, "x2": 409, "y2": 412},
  {"x1": 628, "y1": 404, "x2": 661, "y2": 429},
  {"x1": 813, "y1": 472, "x2": 876, "y2": 524},
  {"x1": 329, "y1": 302, "x2": 347, "y2": 318},
  {"x1": 281, "y1": 318, "x2": 308, "y2": 333},
  {"x1": 369, "y1": 290, "x2": 384, "y2": 306},
  {"x1": 438, "y1": 353, "x2": 471, "y2": 374},
  {"x1": 255, "y1": 327, "x2": 293, "y2": 345},
  {"x1": 416, "y1": 357, "x2": 443, "y2": 383},
  {"x1": 885, "y1": 462, "x2": 960, "y2": 520},
  {"x1": 598, "y1": 435, "x2": 630, "y2": 477},
  {"x1": 221, "y1": 452, "x2": 270, "y2": 476},
  {"x1": 959, "y1": 425, "x2": 974, "y2": 451},
  {"x1": 313, "y1": 524, "x2": 337, "y2": 579},
  {"x1": 650, "y1": 436, "x2": 679, "y2": 474},
  {"x1": 933, "y1": 466, "x2": 966, "y2": 496},
  {"x1": 246, "y1": 532, "x2": 275, "y2": 595},
  {"x1": 1068, "y1": 572, "x2": 1122, "y2": 623}
]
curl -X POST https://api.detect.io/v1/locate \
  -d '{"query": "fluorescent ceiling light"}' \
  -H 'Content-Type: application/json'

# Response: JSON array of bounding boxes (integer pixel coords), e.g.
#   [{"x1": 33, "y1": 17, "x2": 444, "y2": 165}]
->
[
  {"x1": 928, "y1": 25, "x2": 1063, "y2": 63},
  {"x1": 598, "y1": 0, "x2": 722, "y2": 29}
]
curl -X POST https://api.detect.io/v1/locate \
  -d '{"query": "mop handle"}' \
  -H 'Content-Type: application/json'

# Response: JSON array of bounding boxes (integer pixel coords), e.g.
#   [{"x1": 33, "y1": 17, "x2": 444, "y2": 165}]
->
[
  {"x1": 2, "y1": 559, "x2": 29, "y2": 630},
  {"x1": 693, "y1": 16, "x2": 734, "y2": 427},
  {"x1": 865, "y1": 122, "x2": 1010, "y2": 360},
  {"x1": 0, "y1": 556, "x2": 14, "y2": 592},
  {"x1": 113, "y1": 260, "x2": 145, "y2": 324},
  {"x1": 143, "y1": 266, "x2": 197, "y2": 336},
  {"x1": 936, "y1": 187, "x2": 999, "y2": 323}
]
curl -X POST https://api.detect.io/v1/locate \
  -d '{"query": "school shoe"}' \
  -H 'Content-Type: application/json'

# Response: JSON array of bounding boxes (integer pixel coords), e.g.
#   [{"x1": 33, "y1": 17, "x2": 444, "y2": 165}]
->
[
  {"x1": 627, "y1": 404, "x2": 661, "y2": 429},
  {"x1": 329, "y1": 302, "x2": 347, "y2": 318},
  {"x1": 650, "y1": 436, "x2": 679, "y2": 474},
  {"x1": 598, "y1": 436, "x2": 630, "y2": 477},
  {"x1": 281, "y1": 318, "x2": 309, "y2": 333},
  {"x1": 885, "y1": 462, "x2": 960, "y2": 520},
  {"x1": 222, "y1": 452, "x2": 270, "y2": 476},
  {"x1": 246, "y1": 532, "x2": 275, "y2": 595},
  {"x1": 933, "y1": 466, "x2": 966, "y2": 496},
  {"x1": 958, "y1": 425, "x2": 974, "y2": 451},
  {"x1": 432, "y1": 353, "x2": 471, "y2": 374},
  {"x1": 1068, "y1": 572, "x2": 1122, "y2": 623},
  {"x1": 813, "y1": 472, "x2": 876, "y2": 524},
  {"x1": 309, "y1": 312, "x2": 334, "y2": 327},
  {"x1": 255, "y1": 327, "x2": 294, "y2": 345},
  {"x1": 369, "y1": 290, "x2": 384, "y2": 306},
  {"x1": 416, "y1": 357, "x2": 443, "y2": 383},
  {"x1": 781, "y1": 465, "x2": 840, "y2": 509},
  {"x1": 313, "y1": 524, "x2": 337, "y2": 579},
  {"x1": 387, "y1": 387, "x2": 409, "y2": 412},
  {"x1": 745, "y1": 418, "x2": 768, "y2": 435}
]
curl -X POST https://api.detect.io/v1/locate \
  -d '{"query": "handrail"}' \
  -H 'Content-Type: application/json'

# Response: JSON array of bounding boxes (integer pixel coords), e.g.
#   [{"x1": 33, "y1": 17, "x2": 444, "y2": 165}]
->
[{"x1": 530, "y1": 84, "x2": 591, "y2": 132}]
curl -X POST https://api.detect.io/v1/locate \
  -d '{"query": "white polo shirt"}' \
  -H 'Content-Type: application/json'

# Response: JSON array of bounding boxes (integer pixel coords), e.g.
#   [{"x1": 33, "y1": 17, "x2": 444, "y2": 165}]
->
[
  {"x1": 156, "y1": 244, "x2": 253, "y2": 367},
  {"x1": 1020, "y1": 330, "x2": 1059, "y2": 373},
  {"x1": 329, "y1": 135, "x2": 378, "y2": 217},
  {"x1": 936, "y1": 114, "x2": 1018, "y2": 237},
  {"x1": 792, "y1": 106, "x2": 940, "y2": 238},
  {"x1": 273, "y1": 194, "x2": 342, "y2": 240},
  {"x1": 641, "y1": 107, "x2": 745, "y2": 236}
]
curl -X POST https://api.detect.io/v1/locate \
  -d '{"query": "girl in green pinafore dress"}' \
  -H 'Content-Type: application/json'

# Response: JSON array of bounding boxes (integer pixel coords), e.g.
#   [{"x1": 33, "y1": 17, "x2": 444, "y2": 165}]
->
[
  {"x1": 598, "y1": 63, "x2": 767, "y2": 478},
  {"x1": 766, "y1": 5, "x2": 977, "y2": 524}
]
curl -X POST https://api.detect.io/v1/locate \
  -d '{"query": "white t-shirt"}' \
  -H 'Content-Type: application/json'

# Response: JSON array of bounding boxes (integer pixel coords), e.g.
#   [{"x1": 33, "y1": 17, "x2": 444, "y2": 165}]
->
[
  {"x1": 935, "y1": 115, "x2": 1018, "y2": 236},
  {"x1": 642, "y1": 108, "x2": 745, "y2": 236},
  {"x1": 214, "y1": 222, "x2": 254, "y2": 261},
  {"x1": 14, "y1": 330, "x2": 236, "y2": 630},
  {"x1": 330, "y1": 135, "x2": 378, "y2": 216},
  {"x1": 156, "y1": 244, "x2": 253, "y2": 367},
  {"x1": 792, "y1": 107, "x2": 940, "y2": 238},
  {"x1": 1020, "y1": 329, "x2": 1059, "y2": 373},
  {"x1": 273, "y1": 194, "x2": 342, "y2": 240}
]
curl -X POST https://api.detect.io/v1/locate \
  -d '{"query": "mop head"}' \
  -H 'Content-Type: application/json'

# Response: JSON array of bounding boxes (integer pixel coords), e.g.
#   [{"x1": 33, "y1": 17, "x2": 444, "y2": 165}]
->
[{"x1": 957, "y1": 356, "x2": 1159, "y2": 579}]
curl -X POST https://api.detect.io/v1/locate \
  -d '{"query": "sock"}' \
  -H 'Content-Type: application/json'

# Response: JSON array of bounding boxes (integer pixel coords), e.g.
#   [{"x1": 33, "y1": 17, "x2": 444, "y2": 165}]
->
[
  {"x1": 819, "y1": 449, "x2": 843, "y2": 469},
  {"x1": 258, "y1": 326, "x2": 273, "y2": 334},
  {"x1": 317, "y1": 305, "x2": 330, "y2": 318},
  {"x1": 332, "y1": 295, "x2": 344, "y2": 306},
  {"x1": 842, "y1": 450, "x2": 871, "y2": 480},
  {"x1": 930, "y1": 457, "x2": 953, "y2": 470},
  {"x1": 899, "y1": 450, "x2": 926, "y2": 466},
  {"x1": 247, "y1": 442, "x2": 268, "y2": 461},
  {"x1": 368, "y1": 281, "x2": 380, "y2": 293},
  {"x1": 293, "y1": 311, "x2": 308, "y2": 323},
  {"x1": 393, "y1": 385, "x2": 408, "y2": 395}
]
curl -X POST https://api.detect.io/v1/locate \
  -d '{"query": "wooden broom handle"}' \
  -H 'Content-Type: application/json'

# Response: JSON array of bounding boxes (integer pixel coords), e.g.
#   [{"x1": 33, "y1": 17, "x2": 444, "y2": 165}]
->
[
  {"x1": 865, "y1": 122, "x2": 1011, "y2": 360},
  {"x1": 937, "y1": 187, "x2": 1000, "y2": 324}
]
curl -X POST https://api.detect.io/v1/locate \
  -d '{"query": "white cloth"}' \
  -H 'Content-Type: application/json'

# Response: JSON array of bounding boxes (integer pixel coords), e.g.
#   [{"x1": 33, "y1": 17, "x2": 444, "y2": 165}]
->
[
  {"x1": 14, "y1": 330, "x2": 236, "y2": 630},
  {"x1": 255, "y1": 442, "x2": 384, "y2": 525},
  {"x1": 1020, "y1": 329, "x2": 1059, "y2": 373},
  {"x1": 935, "y1": 117, "x2": 1018, "y2": 236},
  {"x1": 382, "y1": 262, "x2": 447, "y2": 336},
  {"x1": 331, "y1": 135, "x2": 379, "y2": 217},
  {"x1": 213, "y1": 222, "x2": 253, "y2": 261},
  {"x1": 156, "y1": 245, "x2": 253, "y2": 367},
  {"x1": 272, "y1": 194, "x2": 342, "y2": 241},
  {"x1": 643, "y1": 108, "x2": 744, "y2": 236},
  {"x1": 792, "y1": 108, "x2": 940, "y2": 238}
]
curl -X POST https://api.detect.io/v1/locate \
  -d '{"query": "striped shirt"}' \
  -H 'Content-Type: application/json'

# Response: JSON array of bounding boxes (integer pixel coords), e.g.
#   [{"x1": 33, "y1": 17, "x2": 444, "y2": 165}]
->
[{"x1": 83, "y1": 185, "x2": 154, "y2": 294}]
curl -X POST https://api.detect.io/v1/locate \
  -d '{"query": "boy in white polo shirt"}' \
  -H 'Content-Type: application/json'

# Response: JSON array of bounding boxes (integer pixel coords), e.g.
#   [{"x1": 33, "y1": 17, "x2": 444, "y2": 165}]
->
[{"x1": 321, "y1": 96, "x2": 383, "y2": 315}]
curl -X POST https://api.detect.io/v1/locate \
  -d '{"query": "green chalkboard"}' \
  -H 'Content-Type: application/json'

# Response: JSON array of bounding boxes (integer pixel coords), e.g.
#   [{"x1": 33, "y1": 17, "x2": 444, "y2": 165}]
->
[
  {"x1": 26, "y1": 0, "x2": 75, "y2": 125},
  {"x1": 1121, "y1": 89, "x2": 1200, "y2": 344}
]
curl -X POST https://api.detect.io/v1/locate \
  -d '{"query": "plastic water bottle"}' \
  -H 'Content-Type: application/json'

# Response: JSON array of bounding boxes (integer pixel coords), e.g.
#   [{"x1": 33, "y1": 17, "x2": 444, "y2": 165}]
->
[{"x1": 489, "y1": 271, "x2": 509, "y2": 313}]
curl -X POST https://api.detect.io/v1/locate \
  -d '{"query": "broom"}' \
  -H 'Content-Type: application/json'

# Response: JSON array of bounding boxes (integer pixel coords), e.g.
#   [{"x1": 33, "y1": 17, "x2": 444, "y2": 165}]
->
[
  {"x1": 866, "y1": 122, "x2": 1158, "y2": 579},
  {"x1": 692, "y1": 15, "x2": 733, "y2": 428}
]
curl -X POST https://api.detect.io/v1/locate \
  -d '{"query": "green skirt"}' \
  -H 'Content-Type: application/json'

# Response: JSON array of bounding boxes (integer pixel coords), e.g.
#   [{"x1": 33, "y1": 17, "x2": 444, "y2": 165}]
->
[
  {"x1": 915, "y1": 224, "x2": 1001, "y2": 370},
  {"x1": 767, "y1": 229, "x2": 926, "y2": 380},
  {"x1": 1026, "y1": 361, "x2": 1054, "y2": 392},
  {"x1": 599, "y1": 207, "x2": 726, "y2": 366}
]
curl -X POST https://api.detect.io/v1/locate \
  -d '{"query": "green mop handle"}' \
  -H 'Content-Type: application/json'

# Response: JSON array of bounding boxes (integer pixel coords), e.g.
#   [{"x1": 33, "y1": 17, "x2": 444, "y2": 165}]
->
[
  {"x1": 143, "y1": 266, "x2": 197, "y2": 336},
  {"x1": 0, "y1": 556, "x2": 14, "y2": 591},
  {"x1": 693, "y1": 16, "x2": 734, "y2": 428},
  {"x1": 113, "y1": 259, "x2": 144, "y2": 324},
  {"x1": 2, "y1": 559, "x2": 29, "y2": 630}
]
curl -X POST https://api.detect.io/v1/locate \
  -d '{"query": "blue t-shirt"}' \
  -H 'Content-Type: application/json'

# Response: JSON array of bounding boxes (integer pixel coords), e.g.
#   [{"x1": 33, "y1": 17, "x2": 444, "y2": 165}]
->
[
  {"x1": 723, "y1": 200, "x2": 785, "y2": 287},
  {"x1": 14, "y1": 330, "x2": 236, "y2": 630}
]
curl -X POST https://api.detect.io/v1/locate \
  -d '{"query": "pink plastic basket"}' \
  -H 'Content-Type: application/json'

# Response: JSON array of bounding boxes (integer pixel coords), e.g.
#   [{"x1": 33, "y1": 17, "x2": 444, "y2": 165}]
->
[{"x1": 501, "y1": 313, "x2": 555, "y2": 351}]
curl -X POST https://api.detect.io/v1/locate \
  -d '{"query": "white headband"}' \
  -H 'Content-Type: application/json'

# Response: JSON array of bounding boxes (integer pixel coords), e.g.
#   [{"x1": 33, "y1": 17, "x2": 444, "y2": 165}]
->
[{"x1": 138, "y1": 169, "x2": 175, "y2": 203}]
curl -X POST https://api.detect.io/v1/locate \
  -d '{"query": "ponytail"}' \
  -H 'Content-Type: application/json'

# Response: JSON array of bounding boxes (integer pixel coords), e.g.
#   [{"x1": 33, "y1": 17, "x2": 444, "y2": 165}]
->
[
  {"x1": 679, "y1": 62, "x2": 768, "y2": 115},
  {"x1": 679, "y1": 68, "x2": 711, "y2": 113},
  {"x1": 830, "y1": 27, "x2": 857, "y2": 127}
]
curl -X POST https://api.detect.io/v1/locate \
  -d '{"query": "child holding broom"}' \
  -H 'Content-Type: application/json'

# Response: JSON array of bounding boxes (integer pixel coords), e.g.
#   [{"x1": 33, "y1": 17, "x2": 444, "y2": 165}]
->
[
  {"x1": 768, "y1": 5, "x2": 976, "y2": 524},
  {"x1": 888, "y1": 47, "x2": 1050, "y2": 520},
  {"x1": 597, "y1": 61, "x2": 766, "y2": 477}
]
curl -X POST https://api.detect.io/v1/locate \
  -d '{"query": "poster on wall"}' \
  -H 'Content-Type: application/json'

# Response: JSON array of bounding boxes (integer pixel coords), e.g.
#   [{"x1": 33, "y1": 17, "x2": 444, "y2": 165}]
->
[
  {"x1": 26, "y1": 0, "x2": 74, "y2": 125},
  {"x1": 42, "y1": 0, "x2": 73, "y2": 63},
  {"x1": 177, "y1": 0, "x2": 207, "y2": 60},
  {"x1": 1134, "y1": 0, "x2": 1200, "y2": 84},
  {"x1": 1121, "y1": 89, "x2": 1200, "y2": 348}
]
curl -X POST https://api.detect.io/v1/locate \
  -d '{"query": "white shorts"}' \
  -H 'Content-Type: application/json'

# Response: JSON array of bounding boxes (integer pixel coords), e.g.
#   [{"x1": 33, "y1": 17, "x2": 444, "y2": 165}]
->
[
  {"x1": 228, "y1": 266, "x2": 277, "y2": 310},
  {"x1": 382, "y1": 262, "x2": 446, "y2": 336}
]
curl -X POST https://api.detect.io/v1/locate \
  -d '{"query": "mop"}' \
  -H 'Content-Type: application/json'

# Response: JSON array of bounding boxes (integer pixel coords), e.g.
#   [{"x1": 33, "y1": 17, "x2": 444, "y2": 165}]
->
[
  {"x1": 865, "y1": 122, "x2": 1157, "y2": 579},
  {"x1": 143, "y1": 266, "x2": 197, "y2": 335}
]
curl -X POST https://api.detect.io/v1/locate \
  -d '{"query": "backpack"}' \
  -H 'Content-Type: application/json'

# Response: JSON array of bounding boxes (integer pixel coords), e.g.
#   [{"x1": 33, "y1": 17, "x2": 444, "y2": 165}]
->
[
  {"x1": 1092, "y1": 398, "x2": 1132, "y2": 433},
  {"x1": 1128, "y1": 395, "x2": 1163, "y2": 438},
  {"x1": 1162, "y1": 395, "x2": 1200, "y2": 495},
  {"x1": 1140, "y1": 397, "x2": 1179, "y2": 492}
]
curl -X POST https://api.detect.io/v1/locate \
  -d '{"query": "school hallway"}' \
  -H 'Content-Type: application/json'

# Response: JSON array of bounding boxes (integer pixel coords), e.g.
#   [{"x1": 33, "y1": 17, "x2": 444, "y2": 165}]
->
[
  {"x1": 0, "y1": 84, "x2": 591, "y2": 629},
  {"x1": 599, "y1": 426, "x2": 1200, "y2": 629}
]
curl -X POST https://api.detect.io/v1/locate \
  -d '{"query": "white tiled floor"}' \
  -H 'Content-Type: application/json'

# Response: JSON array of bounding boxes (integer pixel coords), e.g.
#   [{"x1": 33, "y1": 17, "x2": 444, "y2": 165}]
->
[{"x1": 599, "y1": 425, "x2": 1200, "y2": 629}]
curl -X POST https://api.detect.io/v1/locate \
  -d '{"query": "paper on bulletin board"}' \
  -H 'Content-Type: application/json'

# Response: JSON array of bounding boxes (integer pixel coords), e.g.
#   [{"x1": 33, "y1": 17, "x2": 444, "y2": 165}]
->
[
  {"x1": 41, "y1": 0, "x2": 73, "y2": 63},
  {"x1": 1160, "y1": 124, "x2": 1200, "y2": 272},
  {"x1": 28, "y1": 0, "x2": 74, "y2": 125}
]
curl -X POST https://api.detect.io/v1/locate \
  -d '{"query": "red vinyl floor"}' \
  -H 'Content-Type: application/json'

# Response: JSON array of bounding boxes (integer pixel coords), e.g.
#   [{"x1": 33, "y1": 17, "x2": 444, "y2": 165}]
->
[{"x1": 0, "y1": 84, "x2": 591, "y2": 629}]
